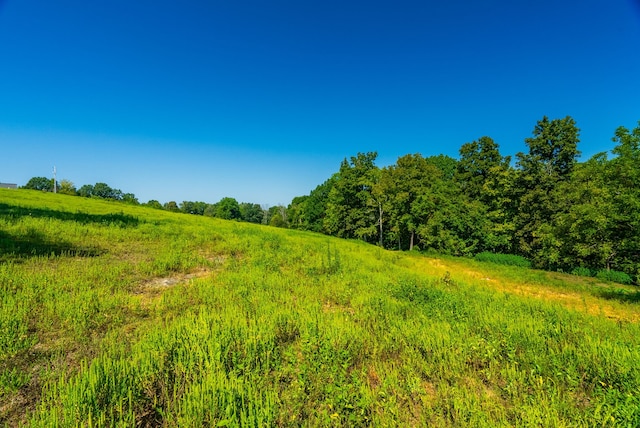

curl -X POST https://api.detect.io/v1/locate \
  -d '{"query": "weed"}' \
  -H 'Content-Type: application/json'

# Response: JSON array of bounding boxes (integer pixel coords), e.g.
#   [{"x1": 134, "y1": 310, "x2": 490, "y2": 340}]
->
[{"x1": 595, "y1": 269, "x2": 633, "y2": 285}]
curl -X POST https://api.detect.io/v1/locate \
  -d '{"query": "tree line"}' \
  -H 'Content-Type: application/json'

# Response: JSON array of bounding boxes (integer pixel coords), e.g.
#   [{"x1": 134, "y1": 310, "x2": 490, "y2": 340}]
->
[
  {"x1": 287, "y1": 116, "x2": 640, "y2": 282},
  {"x1": 21, "y1": 178, "x2": 288, "y2": 226},
  {"x1": 21, "y1": 115, "x2": 640, "y2": 281}
]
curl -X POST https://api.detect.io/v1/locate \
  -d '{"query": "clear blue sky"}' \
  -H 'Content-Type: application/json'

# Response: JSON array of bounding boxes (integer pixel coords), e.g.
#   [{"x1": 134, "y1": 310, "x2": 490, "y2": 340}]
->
[{"x1": 1, "y1": 0, "x2": 639, "y2": 206}]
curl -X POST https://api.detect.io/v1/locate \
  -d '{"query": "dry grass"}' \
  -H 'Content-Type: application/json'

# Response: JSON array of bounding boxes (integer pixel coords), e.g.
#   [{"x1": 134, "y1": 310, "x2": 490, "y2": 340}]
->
[{"x1": 408, "y1": 255, "x2": 640, "y2": 323}]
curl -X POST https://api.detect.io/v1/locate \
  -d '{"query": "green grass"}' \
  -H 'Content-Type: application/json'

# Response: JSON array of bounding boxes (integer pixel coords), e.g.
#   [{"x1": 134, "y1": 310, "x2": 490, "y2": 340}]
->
[
  {"x1": 473, "y1": 252, "x2": 531, "y2": 268},
  {"x1": 1, "y1": 188, "x2": 640, "y2": 426}
]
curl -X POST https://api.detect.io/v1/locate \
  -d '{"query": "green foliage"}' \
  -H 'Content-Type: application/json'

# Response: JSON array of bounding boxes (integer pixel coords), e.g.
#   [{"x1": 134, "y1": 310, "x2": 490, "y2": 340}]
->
[
  {"x1": 163, "y1": 200, "x2": 180, "y2": 212},
  {"x1": 239, "y1": 202, "x2": 264, "y2": 224},
  {"x1": 285, "y1": 118, "x2": 640, "y2": 280},
  {"x1": 77, "y1": 182, "x2": 129, "y2": 201},
  {"x1": 324, "y1": 152, "x2": 379, "y2": 243},
  {"x1": 425, "y1": 154, "x2": 458, "y2": 180},
  {"x1": 144, "y1": 199, "x2": 164, "y2": 209},
  {"x1": 515, "y1": 116, "x2": 581, "y2": 268},
  {"x1": 571, "y1": 266, "x2": 593, "y2": 277},
  {"x1": 265, "y1": 205, "x2": 287, "y2": 227},
  {"x1": 215, "y1": 197, "x2": 241, "y2": 220},
  {"x1": 379, "y1": 153, "x2": 443, "y2": 250},
  {"x1": 595, "y1": 270, "x2": 633, "y2": 285},
  {"x1": 474, "y1": 252, "x2": 532, "y2": 268},
  {"x1": 23, "y1": 176, "x2": 55, "y2": 192},
  {"x1": 58, "y1": 179, "x2": 77, "y2": 195},
  {"x1": 179, "y1": 200, "x2": 208, "y2": 215},
  {"x1": 456, "y1": 136, "x2": 509, "y2": 201}
]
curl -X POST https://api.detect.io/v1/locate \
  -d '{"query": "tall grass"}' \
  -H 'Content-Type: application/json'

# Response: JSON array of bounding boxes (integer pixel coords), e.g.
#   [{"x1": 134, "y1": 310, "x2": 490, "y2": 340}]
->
[
  {"x1": 1, "y1": 189, "x2": 640, "y2": 426},
  {"x1": 474, "y1": 251, "x2": 531, "y2": 268}
]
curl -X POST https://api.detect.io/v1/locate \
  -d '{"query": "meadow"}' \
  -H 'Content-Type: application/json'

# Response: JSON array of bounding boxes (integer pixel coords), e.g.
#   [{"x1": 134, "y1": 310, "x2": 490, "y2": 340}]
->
[{"x1": 1, "y1": 188, "x2": 639, "y2": 427}]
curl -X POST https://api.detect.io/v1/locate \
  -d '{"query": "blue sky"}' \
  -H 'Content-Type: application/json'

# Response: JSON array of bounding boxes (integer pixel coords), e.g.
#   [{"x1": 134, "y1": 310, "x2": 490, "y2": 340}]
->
[{"x1": 1, "y1": 0, "x2": 639, "y2": 206}]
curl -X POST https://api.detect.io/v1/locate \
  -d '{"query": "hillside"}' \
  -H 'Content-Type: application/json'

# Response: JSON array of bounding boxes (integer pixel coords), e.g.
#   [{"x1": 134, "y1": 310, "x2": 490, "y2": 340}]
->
[{"x1": 1, "y1": 189, "x2": 639, "y2": 426}]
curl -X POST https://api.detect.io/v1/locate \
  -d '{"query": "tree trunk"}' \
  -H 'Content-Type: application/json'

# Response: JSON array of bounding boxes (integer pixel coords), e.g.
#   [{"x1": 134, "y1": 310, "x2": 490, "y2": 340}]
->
[
  {"x1": 410, "y1": 231, "x2": 414, "y2": 251},
  {"x1": 378, "y1": 203, "x2": 383, "y2": 247}
]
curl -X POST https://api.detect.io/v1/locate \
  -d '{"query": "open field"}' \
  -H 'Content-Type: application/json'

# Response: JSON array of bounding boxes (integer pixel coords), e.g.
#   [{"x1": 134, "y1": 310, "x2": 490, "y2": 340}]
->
[{"x1": 1, "y1": 189, "x2": 639, "y2": 426}]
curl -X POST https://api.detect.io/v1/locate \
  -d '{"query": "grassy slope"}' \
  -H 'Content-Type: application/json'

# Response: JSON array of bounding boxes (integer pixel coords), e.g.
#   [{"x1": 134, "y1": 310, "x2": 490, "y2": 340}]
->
[{"x1": 1, "y1": 189, "x2": 639, "y2": 427}]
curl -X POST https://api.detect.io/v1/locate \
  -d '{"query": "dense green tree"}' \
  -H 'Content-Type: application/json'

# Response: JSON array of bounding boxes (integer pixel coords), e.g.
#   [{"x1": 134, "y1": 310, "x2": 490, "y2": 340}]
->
[
  {"x1": 380, "y1": 154, "x2": 442, "y2": 250},
  {"x1": 239, "y1": 202, "x2": 264, "y2": 224},
  {"x1": 456, "y1": 136, "x2": 510, "y2": 200},
  {"x1": 58, "y1": 179, "x2": 77, "y2": 195},
  {"x1": 287, "y1": 196, "x2": 309, "y2": 229},
  {"x1": 425, "y1": 154, "x2": 457, "y2": 180},
  {"x1": 456, "y1": 136, "x2": 515, "y2": 252},
  {"x1": 480, "y1": 164, "x2": 518, "y2": 252},
  {"x1": 77, "y1": 184, "x2": 94, "y2": 198},
  {"x1": 203, "y1": 204, "x2": 217, "y2": 217},
  {"x1": 180, "y1": 201, "x2": 207, "y2": 215},
  {"x1": 415, "y1": 188, "x2": 491, "y2": 256},
  {"x1": 164, "y1": 201, "x2": 180, "y2": 212},
  {"x1": 24, "y1": 177, "x2": 55, "y2": 192},
  {"x1": 267, "y1": 205, "x2": 288, "y2": 228},
  {"x1": 324, "y1": 152, "x2": 379, "y2": 242},
  {"x1": 84, "y1": 182, "x2": 124, "y2": 200},
  {"x1": 553, "y1": 153, "x2": 614, "y2": 271},
  {"x1": 288, "y1": 176, "x2": 337, "y2": 233},
  {"x1": 122, "y1": 193, "x2": 139, "y2": 205},
  {"x1": 145, "y1": 200, "x2": 164, "y2": 210},
  {"x1": 215, "y1": 197, "x2": 241, "y2": 220},
  {"x1": 605, "y1": 122, "x2": 640, "y2": 275},
  {"x1": 515, "y1": 116, "x2": 580, "y2": 267}
]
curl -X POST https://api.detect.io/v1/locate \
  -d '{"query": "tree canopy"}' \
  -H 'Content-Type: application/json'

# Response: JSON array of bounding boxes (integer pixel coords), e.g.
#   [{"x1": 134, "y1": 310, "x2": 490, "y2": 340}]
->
[{"x1": 287, "y1": 117, "x2": 640, "y2": 282}]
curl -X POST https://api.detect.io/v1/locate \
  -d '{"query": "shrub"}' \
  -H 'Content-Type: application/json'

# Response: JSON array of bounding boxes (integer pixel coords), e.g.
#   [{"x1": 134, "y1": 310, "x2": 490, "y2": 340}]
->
[
  {"x1": 571, "y1": 267, "x2": 593, "y2": 277},
  {"x1": 474, "y1": 252, "x2": 531, "y2": 268},
  {"x1": 595, "y1": 269, "x2": 633, "y2": 285}
]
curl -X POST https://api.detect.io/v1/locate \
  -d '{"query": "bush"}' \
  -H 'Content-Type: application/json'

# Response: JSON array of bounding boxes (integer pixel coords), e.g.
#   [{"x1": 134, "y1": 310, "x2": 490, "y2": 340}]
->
[
  {"x1": 571, "y1": 267, "x2": 593, "y2": 277},
  {"x1": 474, "y1": 252, "x2": 531, "y2": 268},
  {"x1": 595, "y1": 270, "x2": 633, "y2": 285}
]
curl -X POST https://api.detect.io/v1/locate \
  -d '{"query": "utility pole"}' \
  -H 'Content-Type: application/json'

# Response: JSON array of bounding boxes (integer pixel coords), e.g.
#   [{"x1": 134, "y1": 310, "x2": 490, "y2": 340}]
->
[{"x1": 53, "y1": 166, "x2": 57, "y2": 193}]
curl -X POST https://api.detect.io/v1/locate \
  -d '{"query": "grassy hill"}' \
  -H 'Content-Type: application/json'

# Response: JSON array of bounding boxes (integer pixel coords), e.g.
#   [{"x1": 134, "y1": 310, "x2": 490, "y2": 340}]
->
[{"x1": 1, "y1": 189, "x2": 639, "y2": 426}]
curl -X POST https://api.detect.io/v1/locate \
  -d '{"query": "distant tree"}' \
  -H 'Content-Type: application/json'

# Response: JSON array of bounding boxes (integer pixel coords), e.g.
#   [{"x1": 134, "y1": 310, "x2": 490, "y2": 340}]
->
[
  {"x1": 287, "y1": 196, "x2": 309, "y2": 229},
  {"x1": 203, "y1": 203, "x2": 217, "y2": 217},
  {"x1": 194, "y1": 201, "x2": 207, "y2": 215},
  {"x1": 122, "y1": 193, "x2": 139, "y2": 205},
  {"x1": 164, "y1": 201, "x2": 180, "y2": 212},
  {"x1": 145, "y1": 200, "x2": 164, "y2": 210},
  {"x1": 91, "y1": 182, "x2": 124, "y2": 200},
  {"x1": 78, "y1": 184, "x2": 94, "y2": 197},
  {"x1": 288, "y1": 176, "x2": 337, "y2": 233},
  {"x1": 215, "y1": 197, "x2": 241, "y2": 220},
  {"x1": 24, "y1": 176, "x2": 55, "y2": 192},
  {"x1": 180, "y1": 201, "x2": 207, "y2": 215},
  {"x1": 240, "y1": 202, "x2": 264, "y2": 223},
  {"x1": 58, "y1": 179, "x2": 77, "y2": 196},
  {"x1": 268, "y1": 205, "x2": 288, "y2": 228}
]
